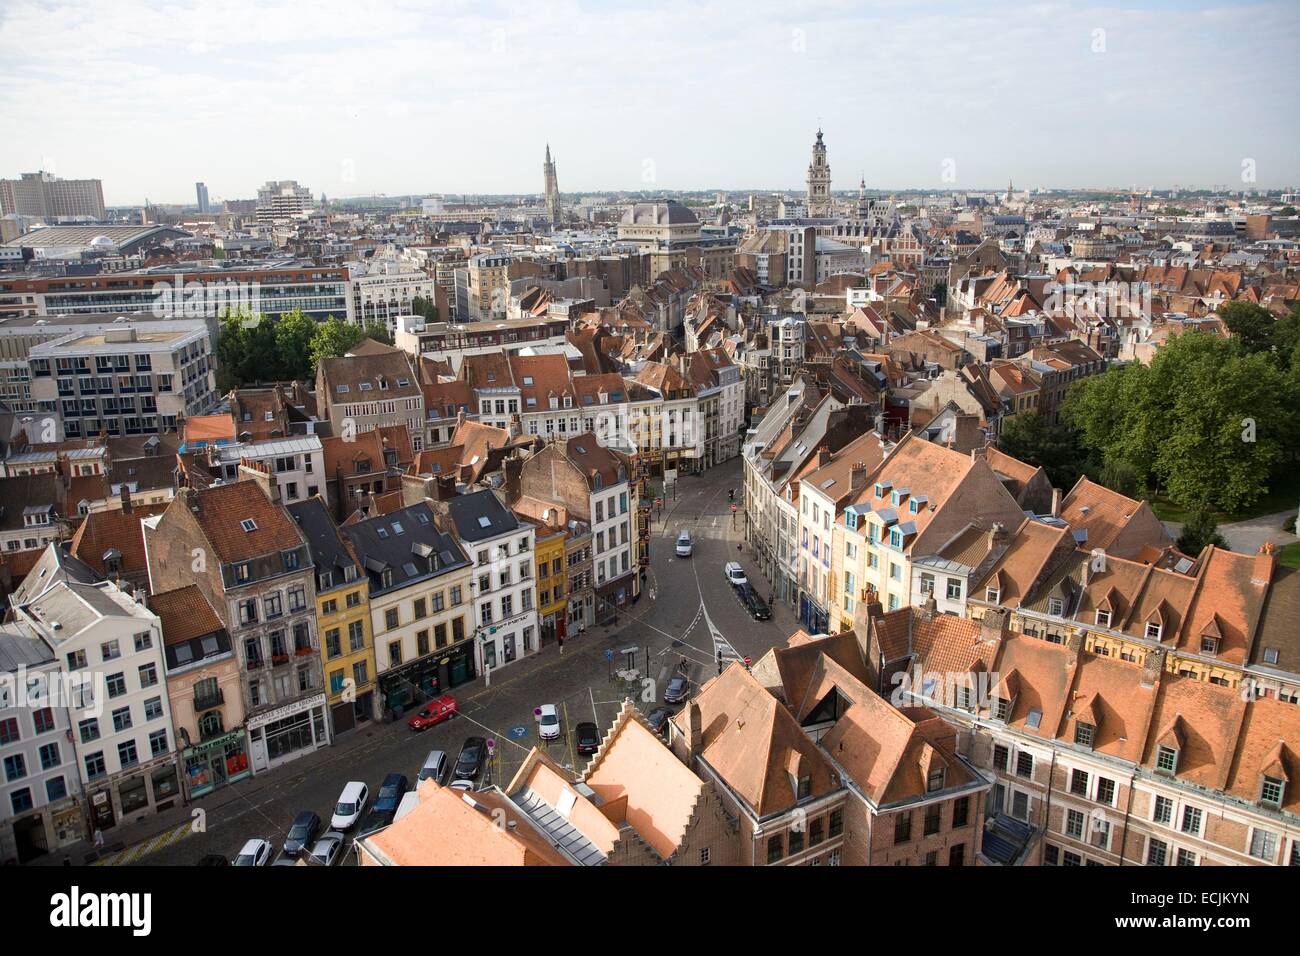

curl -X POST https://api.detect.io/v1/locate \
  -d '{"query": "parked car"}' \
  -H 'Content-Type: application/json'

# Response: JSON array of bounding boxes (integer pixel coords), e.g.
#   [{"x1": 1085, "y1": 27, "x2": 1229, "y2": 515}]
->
[
  {"x1": 356, "y1": 810, "x2": 391, "y2": 839},
  {"x1": 663, "y1": 675, "x2": 689, "y2": 704},
  {"x1": 408, "y1": 694, "x2": 459, "y2": 731},
  {"x1": 282, "y1": 811, "x2": 321, "y2": 858},
  {"x1": 537, "y1": 704, "x2": 561, "y2": 741},
  {"x1": 374, "y1": 773, "x2": 410, "y2": 815},
  {"x1": 645, "y1": 707, "x2": 673, "y2": 738},
  {"x1": 232, "y1": 838, "x2": 273, "y2": 867},
  {"x1": 308, "y1": 832, "x2": 346, "y2": 867},
  {"x1": 418, "y1": 749, "x2": 449, "y2": 784},
  {"x1": 740, "y1": 584, "x2": 771, "y2": 621},
  {"x1": 196, "y1": 853, "x2": 229, "y2": 867},
  {"x1": 330, "y1": 781, "x2": 369, "y2": 830},
  {"x1": 449, "y1": 778, "x2": 476, "y2": 792},
  {"x1": 675, "y1": 530, "x2": 694, "y2": 557},
  {"x1": 575, "y1": 721, "x2": 600, "y2": 755},
  {"x1": 724, "y1": 561, "x2": 748, "y2": 588},
  {"x1": 270, "y1": 858, "x2": 300, "y2": 867},
  {"x1": 454, "y1": 736, "x2": 488, "y2": 781}
]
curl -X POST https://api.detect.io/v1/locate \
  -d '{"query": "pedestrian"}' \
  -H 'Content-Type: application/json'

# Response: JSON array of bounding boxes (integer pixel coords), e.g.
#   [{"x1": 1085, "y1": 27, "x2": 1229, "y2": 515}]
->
[
  {"x1": 737, "y1": 541, "x2": 742, "y2": 552},
  {"x1": 62, "y1": 855, "x2": 71, "y2": 867},
  {"x1": 93, "y1": 828, "x2": 104, "y2": 849}
]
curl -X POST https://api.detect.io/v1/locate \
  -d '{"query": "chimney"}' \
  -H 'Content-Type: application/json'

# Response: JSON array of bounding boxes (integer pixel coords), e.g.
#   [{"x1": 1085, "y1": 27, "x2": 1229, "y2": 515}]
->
[
  {"x1": 507, "y1": 413, "x2": 522, "y2": 441},
  {"x1": 503, "y1": 455, "x2": 523, "y2": 501},
  {"x1": 119, "y1": 480, "x2": 132, "y2": 514},
  {"x1": 970, "y1": 445, "x2": 987, "y2": 463},
  {"x1": 1050, "y1": 487, "x2": 1062, "y2": 518},
  {"x1": 816, "y1": 447, "x2": 832, "y2": 469},
  {"x1": 987, "y1": 521, "x2": 1008, "y2": 553},
  {"x1": 979, "y1": 608, "x2": 1008, "y2": 646},
  {"x1": 849, "y1": 461, "x2": 868, "y2": 492},
  {"x1": 917, "y1": 594, "x2": 937, "y2": 621},
  {"x1": 684, "y1": 701, "x2": 703, "y2": 762},
  {"x1": 1252, "y1": 541, "x2": 1277, "y2": 588},
  {"x1": 1140, "y1": 647, "x2": 1166, "y2": 689}
]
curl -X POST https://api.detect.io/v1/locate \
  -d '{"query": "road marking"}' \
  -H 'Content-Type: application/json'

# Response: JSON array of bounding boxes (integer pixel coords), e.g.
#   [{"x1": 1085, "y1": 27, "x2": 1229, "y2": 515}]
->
[{"x1": 94, "y1": 821, "x2": 190, "y2": 866}]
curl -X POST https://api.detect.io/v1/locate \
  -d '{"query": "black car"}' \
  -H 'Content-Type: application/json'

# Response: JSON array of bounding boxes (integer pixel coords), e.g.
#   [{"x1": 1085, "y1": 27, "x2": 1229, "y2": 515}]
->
[
  {"x1": 454, "y1": 736, "x2": 488, "y2": 781},
  {"x1": 740, "y1": 585, "x2": 772, "y2": 621},
  {"x1": 645, "y1": 707, "x2": 673, "y2": 737},
  {"x1": 282, "y1": 811, "x2": 321, "y2": 858},
  {"x1": 373, "y1": 773, "x2": 409, "y2": 815},
  {"x1": 356, "y1": 809, "x2": 394, "y2": 839},
  {"x1": 196, "y1": 853, "x2": 229, "y2": 867},
  {"x1": 575, "y1": 722, "x2": 600, "y2": 755},
  {"x1": 663, "y1": 675, "x2": 689, "y2": 704}
]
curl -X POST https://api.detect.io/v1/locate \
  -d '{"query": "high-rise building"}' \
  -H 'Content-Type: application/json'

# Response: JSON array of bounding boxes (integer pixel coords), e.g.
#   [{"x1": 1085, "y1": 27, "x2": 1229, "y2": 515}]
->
[
  {"x1": 195, "y1": 181, "x2": 210, "y2": 213},
  {"x1": 255, "y1": 180, "x2": 313, "y2": 223},
  {"x1": 0, "y1": 171, "x2": 106, "y2": 220},
  {"x1": 806, "y1": 129, "x2": 831, "y2": 217},
  {"x1": 543, "y1": 144, "x2": 561, "y2": 226}
]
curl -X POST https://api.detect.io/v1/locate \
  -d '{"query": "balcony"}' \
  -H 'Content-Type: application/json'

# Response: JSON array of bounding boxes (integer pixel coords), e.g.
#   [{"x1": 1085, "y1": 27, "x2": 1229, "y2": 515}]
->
[{"x1": 193, "y1": 687, "x2": 224, "y2": 711}]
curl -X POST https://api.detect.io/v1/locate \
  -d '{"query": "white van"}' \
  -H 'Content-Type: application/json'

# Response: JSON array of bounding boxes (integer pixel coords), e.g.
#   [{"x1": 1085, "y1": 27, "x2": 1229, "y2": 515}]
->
[
  {"x1": 331, "y1": 781, "x2": 369, "y2": 830},
  {"x1": 724, "y1": 561, "x2": 748, "y2": 588}
]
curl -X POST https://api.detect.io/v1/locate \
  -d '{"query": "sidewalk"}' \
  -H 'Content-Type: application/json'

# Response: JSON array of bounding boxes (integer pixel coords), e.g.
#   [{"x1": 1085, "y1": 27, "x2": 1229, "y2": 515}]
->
[{"x1": 39, "y1": 604, "x2": 648, "y2": 866}]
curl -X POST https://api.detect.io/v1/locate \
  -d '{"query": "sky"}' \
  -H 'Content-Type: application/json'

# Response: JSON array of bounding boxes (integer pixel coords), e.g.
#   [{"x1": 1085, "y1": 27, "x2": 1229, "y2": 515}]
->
[{"x1": 1, "y1": 0, "x2": 1298, "y2": 206}]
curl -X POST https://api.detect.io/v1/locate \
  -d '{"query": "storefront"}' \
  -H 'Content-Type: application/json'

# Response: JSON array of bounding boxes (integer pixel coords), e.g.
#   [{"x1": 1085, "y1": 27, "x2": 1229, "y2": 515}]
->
[
  {"x1": 85, "y1": 756, "x2": 182, "y2": 833},
  {"x1": 596, "y1": 575, "x2": 633, "y2": 624},
  {"x1": 182, "y1": 729, "x2": 252, "y2": 799},
  {"x1": 247, "y1": 694, "x2": 330, "y2": 774},
  {"x1": 328, "y1": 689, "x2": 374, "y2": 737}
]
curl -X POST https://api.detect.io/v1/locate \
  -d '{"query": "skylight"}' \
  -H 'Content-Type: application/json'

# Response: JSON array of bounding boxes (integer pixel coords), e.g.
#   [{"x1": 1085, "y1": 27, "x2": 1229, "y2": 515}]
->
[
  {"x1": 240, "y1": 519, "x2": 257, "y2": 532},
  {"x1": 477, "y1": 515, "x2": 492, "y2": 528}
]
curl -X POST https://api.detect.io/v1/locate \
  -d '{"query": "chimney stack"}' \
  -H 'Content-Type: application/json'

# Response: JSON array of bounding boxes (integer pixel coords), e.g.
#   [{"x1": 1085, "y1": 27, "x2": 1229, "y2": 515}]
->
[
  {"x1": 979, "y1": 608, "x2": 1008, "y2": 646},
  {"x1": 816, "y1": 447, "x2": 832, "y2": 469},
  {"x1": 503, "y1": 455, "x2": 523, "y2": 501},
  {"x1": 849, "y1": 461, "x2": 868, "y2": 492},
  {"x1": 1140, "y1": 647, "x2": 1166, "y2": 689},
  {"x1": 1050, "y1": 487, "x2": 1062, "y2": 518},
  {"x1": 987, "y1": 521, "x2": 1008, "y2": 553},
  {"x1": 1252, "y1": 541, "x2": 1278, "y2": 588},
  {"x1": 684, "y1": 701, "x2": 703, "y2": 762},
  {"x1": 119, "y1": 480, "x2": 133, "y2": 514}
]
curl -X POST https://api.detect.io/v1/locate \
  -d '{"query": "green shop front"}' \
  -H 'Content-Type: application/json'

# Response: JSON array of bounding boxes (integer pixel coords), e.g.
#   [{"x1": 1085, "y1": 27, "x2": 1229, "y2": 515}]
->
[
  {"x1": 182, "y1": 729, "x2": 252, "y2": 800},
  {"x1": 379, "y1": 642, "x2": 476, "y2": 717}
]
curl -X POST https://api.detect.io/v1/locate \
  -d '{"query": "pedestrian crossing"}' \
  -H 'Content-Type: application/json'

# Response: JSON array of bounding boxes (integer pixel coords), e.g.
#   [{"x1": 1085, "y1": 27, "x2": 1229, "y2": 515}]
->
[
  {"x1": 658, "y1": 524, "x2": 739, "y2": 541},
  {"x1": 93, "y1": 821, "x2": 192, "y2": 866}
]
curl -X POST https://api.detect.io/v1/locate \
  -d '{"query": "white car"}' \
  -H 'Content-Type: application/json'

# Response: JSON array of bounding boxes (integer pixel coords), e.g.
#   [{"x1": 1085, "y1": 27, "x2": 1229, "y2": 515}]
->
[
  {"x1": 331, "y1": 781, "x2": 369, "y2": 830},
  {"x1": 537, "y1": 703, "x2": 561, "y2": 740},
  {"x1": 233, "y1": 838, "x2": 273, "y2": 867},
  {"x1": 675, "y1": 531, "x2": 694, "y2": 557},
  {"x1": 309, "y1": 831, "x2": 346, "y2": 867}
]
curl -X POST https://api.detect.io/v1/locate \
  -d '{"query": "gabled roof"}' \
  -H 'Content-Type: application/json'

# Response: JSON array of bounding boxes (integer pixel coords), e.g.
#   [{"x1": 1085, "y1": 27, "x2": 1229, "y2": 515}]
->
[{"x1": 171, "y1": 480, "x2": 304, "y2": 564}]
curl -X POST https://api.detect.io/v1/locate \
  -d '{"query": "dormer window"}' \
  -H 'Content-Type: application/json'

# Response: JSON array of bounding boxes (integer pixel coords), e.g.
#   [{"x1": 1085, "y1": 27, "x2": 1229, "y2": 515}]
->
[
  {"x1": 889, "y1": 528, "x2": 903, "y2": 549},
  {"x1": 283, "y1": 550, "x2": 300, "y2": 571},
  {"x1": 240, "y1": 519, "x2": 258, "y2": 533},
  {"x1": 1047, "y1": 597, "x2": 1064, "y2": 617},
  {"x1": 380, "y1": 569, "x2": 394, "y2": 589},
  {"x1": 909, "y1": 499, "x2": 920, "y2": 514},
  {"x1": 1095, "y1": 609, "x2": 1111, "y2": 628},
  {"x1": 1145, "y1": 621, "x2": 1162, "y2": 640},
  {"x1": 873, "y1": 483, "x2": 884, "y2": 498},
  {"x1": 235, "y1": 562, "x2": 252, "y2": 583},
  {"x1": 1263, "y1": 647, "x2": 1280, "y2": 665},
  {"x1": 1260, "y1": 776, "x2": 1285, "y2": 808},
  {"x1": 1200, "y1": 635, "x2": 1219, "y2": 655},
  {"x1": 320, "y1": 571, "x2": 333, "y2": 590},
  {"x1": 890, "y1": 491, "x2": 901, "y2": 506},
  {"x1": 986, "y1": 586, "x2": 1001, "y2": 603},
  {"x1": 927, "y1": 768, "x2": 946, "y2": 792},
  {"x1": 1074, "y1": 722, "x2": 1095, "y2": 748},
  {"x1": 994, "y1": 697, "x2": 1011, "y2": 722},
  {"x1": 1155, "y1": 745, "x2": 1178, "y2": 774}
]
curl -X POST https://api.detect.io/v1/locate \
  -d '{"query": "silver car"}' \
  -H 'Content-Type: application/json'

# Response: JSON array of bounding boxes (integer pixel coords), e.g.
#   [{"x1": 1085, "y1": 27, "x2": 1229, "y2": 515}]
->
[
  {"x1": 676, "y1": 531, "x2": 694, "y2": 557},
  {"x1": 309, "y1": 831, "x2": 346, "y2": 866}
]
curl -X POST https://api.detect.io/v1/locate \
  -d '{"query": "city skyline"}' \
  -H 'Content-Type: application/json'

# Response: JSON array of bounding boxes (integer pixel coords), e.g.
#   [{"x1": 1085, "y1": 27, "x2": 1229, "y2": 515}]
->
[{"x1": 2, "y1": 0, "x2": 1298, "y2": 205}]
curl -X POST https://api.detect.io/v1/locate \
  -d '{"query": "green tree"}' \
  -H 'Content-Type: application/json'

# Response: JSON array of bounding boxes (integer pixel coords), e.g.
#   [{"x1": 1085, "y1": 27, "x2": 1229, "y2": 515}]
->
[
  {"x1": 1216, "y1": 300, "x2": 1276, "y2": 356},
  {"x1": 1065, "y1": 330, "x2": 1290, "y2": 513},
  {"x1": 997, "y1": 409, "x2": 1092, "y2": 491},
  {"x1": 1176, "y1": 505, "x2": 1228, "y2": 555},
  {"x1": 274, "y1": 308, "x2": 318, "y2": 381},
  {"x1": 308, "y1": 317, "x2": 363, "y2": 369},
  {"x1": 410, "y1": 296, "x2": 439, "y2": 323}
]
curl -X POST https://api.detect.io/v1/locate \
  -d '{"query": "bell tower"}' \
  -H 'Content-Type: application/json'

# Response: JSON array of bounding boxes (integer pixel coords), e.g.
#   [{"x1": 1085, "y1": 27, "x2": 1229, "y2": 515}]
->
[{"x1": 806, "y1": 129, "x2": 831, "y2": 217}]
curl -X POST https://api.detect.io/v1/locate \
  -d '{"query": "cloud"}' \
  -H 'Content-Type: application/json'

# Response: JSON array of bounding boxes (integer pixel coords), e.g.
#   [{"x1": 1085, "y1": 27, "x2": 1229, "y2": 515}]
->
[{"x1": 1, "y1": 0, "x2": 1296, "y2": 203}]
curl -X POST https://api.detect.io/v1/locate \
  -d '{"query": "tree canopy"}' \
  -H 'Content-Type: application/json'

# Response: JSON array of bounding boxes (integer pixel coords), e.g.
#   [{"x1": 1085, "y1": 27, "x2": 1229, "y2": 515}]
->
[{"x1": 216, "y1": 309, "x2": 394, "y2": 389}]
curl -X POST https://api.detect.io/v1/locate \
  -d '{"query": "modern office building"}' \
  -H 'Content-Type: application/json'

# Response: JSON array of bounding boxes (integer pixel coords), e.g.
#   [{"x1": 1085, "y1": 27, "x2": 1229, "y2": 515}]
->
[{"x1": 0, "y1": 172, "x2": 107, "y2": 221}]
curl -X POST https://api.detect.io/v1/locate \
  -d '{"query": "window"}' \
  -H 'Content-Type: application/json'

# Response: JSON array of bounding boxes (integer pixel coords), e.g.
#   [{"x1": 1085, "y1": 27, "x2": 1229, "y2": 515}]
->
[
  {"x1": 1096, "y1": 777, "x2": 1116, "y2": 806},
  {"x1": 1176, "y1": 848, "x2": 1197, "y2": 867},
  {"x1": 1155, "y1": 746, "x2": 1178, "y2": 774},
  {"x1": 139, "y1": 662, "x2": 158, "y2": 688},
  {"x1": 385, "y1": 608, "x2": 399, "y2": 631},
  {"x1": 946, "y1": 578, "x2": 961, "y2": 600},
  {"x1": 993, "y1": 745, "x2": 1010, "y2": 772},
  {"x1": 1145, "y1": 621, "x2": 1162, "y2": 640},
  {"x1": 388, "y1": 641, "x2": 402, "y2": 667},
  {"x1": 1180, "y1": 805, "x2": 1202, "y2": 836},
  {"x1": 1153, "y1": 795, "x2": 1173, "y2": 825},
  {"x1": 100, "y1": 640, "x2": 120, "y2": 662},
  {"x1": 105, "y1": 673, "x2": 127, "y2": 698},
  {"x1": 788, "y1": 827, "x2": 804, "y2": 855},
  {"x1": 829, "y1": 808, "x2": 844, "y2": 837},
  {"x1": 699, "y1": 847, "x2": 711, "y2": 865},
  {"x1": 1015, "y1": 752, "x2": 1034, "y2": 779},
  {"x1": 767, "y1": 835, "x2": 784, "y2": 864},
  {"x1": 894, "y1": 811, "x2": 912, "y2": 845},
  {"x1": 1066, "y1": 809, "x2": 1084, "y2": 839},
  {"x1": 952, "y1": 797, "x2": 969, "y2": 828},
  {"x1": 1047, "y1": 597, "x2": 1064, "y2": 616},
  {"x1": 1074, "y1": 722, "x2": 1095, "y2": 748},
  {"x1": 1249, "y1": 829, "x2": 1277, "y2": 862},
  {"x1": 118, "y1": 739, "x2": 138, "y2": 768},
  {"x1": 1095, "y1": 609, "x2": 1111, "y2": 627},
  {"x1": 3, "y1": 753, "x2": 26, "y2": 782},
  {"x1": 927, "y1": 769, "x2": 946, "y2": 793},
  {"x1": 1070, "y1": 769, "x2": 1089, "y2": 796},
  {"x1": 1260, "y1": 776, "x2": 1284, "y2": 808},
  {"x1": 133, "y1": 631, "x2": 153, "y2": 652},
  {"x1": 112, "y1": 707, "x2": 132, "y2": 732},
  {"x1": 1146, "y1": 838, "x2": 1168, "y2": 866},
  {"x1": 0, "y1": 717, "x2": 17, "y2": 745},
  {"x1": 33, "y1": 708, "x2": 55, "y2": 734},
  {"x1": 924, "y1": 805, "x2": 940, "y2": 836}
]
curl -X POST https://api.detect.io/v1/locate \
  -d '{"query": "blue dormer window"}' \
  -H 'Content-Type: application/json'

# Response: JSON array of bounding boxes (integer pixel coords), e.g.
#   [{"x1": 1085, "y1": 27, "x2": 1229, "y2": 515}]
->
[
  {"x1": 891, "y1": 491, "x2": 900, "y2": 507},
  {"x1": 846, "y1": 511, "x2": 858, "y2": 531},
  {"x1": 909, "y1": 499, "x2": 920, "y2": 514},
  {"x1": 889, "y1": 528, "x2": 903, "y2": 549},
  {"x1": 873, "y1": 483, "x2": 884, "y2": 498}
]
